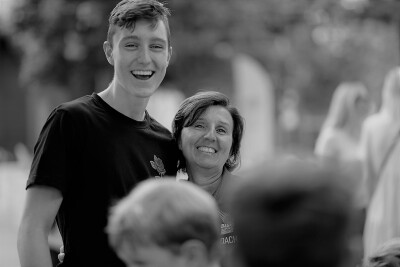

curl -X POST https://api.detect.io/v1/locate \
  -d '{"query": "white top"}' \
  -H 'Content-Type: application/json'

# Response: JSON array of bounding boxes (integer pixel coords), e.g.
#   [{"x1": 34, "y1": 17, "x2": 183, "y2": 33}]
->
[{"x1": 361, "y1": 111, "x2": 400, "y2": 257}]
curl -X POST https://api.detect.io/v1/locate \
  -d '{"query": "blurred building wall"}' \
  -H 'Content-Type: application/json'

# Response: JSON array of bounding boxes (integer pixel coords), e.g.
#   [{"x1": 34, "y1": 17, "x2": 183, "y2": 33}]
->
[
  {"x1": 233, "y1": 54, "x2": 275, "y2": 171},
  {"x1": 0, "y1": 35, "x2": 27, "y2": 154},
  {"x1": 0, "y1": 162, "x2": 28, "y2": 267},
  {"x1": 25, "y1": 84, "x2": 70, "y2": 151},
  {"x1": 147, "y1": 87, "x2": 185, "y2": 131}
]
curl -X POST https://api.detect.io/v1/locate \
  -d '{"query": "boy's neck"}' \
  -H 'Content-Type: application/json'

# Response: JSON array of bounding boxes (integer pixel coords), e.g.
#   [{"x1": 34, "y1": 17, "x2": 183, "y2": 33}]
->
[{"x1": 98, "y1": 83, "x2": 150, "y2": 121}]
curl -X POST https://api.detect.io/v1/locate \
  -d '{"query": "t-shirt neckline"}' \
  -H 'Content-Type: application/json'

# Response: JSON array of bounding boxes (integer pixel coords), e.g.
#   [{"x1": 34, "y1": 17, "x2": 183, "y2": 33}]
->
[{"x1": 91, "y1": 93, "x2": 150, "y2": 128}]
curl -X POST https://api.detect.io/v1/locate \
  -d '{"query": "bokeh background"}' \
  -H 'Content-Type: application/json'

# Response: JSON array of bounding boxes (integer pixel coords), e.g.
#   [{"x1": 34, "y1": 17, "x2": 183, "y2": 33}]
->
[{"x1": 1, "y1": 0, "x2": 399, "y2": 266}]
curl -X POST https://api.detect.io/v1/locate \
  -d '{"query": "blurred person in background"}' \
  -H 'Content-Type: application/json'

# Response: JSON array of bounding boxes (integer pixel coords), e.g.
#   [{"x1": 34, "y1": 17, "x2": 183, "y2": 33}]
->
[
  {"x1": 314, "y1": 82, "x2": 374, "y2": 237},
  {"x1": 364, "y1": 238, "x2": 400, "y2": 267},
  {"x1": 172, "y1": 90, "x2": 244, "y2": 263},
  {"x1": 107, "y1": 178, "x2": 221, "y2": 267},
  {"x1": 228, "y1": 158, "x2": 362, "y2": 267},
  {"x1": 17, "y1": 1, "x2": 179, "y2": 267},
  {"x1": 362, "y1": 67, "x2": 400, "y2": 259}
]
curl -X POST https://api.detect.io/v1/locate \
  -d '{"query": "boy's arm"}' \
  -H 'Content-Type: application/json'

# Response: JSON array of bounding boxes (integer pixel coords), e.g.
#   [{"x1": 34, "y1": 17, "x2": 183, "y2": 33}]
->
[{"x1": 17, "y1": 186, "x2": 63, "y2": 267}]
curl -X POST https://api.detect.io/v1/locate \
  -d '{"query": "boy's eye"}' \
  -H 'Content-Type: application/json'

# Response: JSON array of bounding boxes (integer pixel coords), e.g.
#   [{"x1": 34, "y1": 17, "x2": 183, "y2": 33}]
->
[
  {"x1": 151, "y1": 44, "x2": 164, "y2": 49},
  {"x1": 125, "y1": 43, "x2": 138, "y2": 48}
]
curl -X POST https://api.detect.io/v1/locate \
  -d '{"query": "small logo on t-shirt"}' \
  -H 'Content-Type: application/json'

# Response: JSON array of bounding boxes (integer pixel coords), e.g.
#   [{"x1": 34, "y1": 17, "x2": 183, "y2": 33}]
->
[
  {"x1": 150, "y1": 155, "x2": 166, "y2": 178},
  {"x1": 220, "y1": 211, "x2": 234, "y2": 235},
  {"x1": 221, "y1": 223, "x2": 234, "y2": 235}
]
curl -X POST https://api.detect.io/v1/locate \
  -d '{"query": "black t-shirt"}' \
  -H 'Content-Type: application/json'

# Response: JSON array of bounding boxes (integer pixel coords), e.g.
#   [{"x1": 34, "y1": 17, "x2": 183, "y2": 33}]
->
[
  {"x1": 214, "y1": 170, "x2": 237, "y2": 247},
  {"x1": 27, "y1": 93, "x2": 179, "y2": 267},
  {"x1": 214, "y1": 170, "x2": 238, "y2": 267}
]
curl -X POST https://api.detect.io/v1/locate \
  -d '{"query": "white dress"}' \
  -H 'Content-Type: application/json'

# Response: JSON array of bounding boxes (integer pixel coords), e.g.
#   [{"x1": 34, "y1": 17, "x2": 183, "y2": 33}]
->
[{"x1": 361, "y1": 111, "x2": 400, "y2": 258}]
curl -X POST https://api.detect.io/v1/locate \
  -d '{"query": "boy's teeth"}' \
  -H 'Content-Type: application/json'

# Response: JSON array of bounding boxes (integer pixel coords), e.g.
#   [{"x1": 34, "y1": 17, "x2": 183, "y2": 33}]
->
[
  {"x1": 198, "y1": 147, "x2": 216, "y2": 153},
  {"x1": 132, "y1": 70, "x2": 152, "y2": 75}
]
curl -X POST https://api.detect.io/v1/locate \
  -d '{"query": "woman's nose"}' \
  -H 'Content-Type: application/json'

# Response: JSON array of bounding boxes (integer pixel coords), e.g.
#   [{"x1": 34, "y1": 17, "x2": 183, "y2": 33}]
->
[{"x1": 203, "y1": 128, "x2": 216, "y2": 141}]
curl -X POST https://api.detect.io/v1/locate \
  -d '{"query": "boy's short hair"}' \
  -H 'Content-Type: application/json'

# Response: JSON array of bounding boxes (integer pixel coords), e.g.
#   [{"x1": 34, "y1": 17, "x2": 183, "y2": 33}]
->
[
  {"x1": 107, "y1": 178, "x2": 220, "y2": 257},
  {"x1": 230, "y1": 159, "x2": 357, "y2": 267},
  {"x1": 107, "y1": 0, "x2": 171, "y2": 47}
]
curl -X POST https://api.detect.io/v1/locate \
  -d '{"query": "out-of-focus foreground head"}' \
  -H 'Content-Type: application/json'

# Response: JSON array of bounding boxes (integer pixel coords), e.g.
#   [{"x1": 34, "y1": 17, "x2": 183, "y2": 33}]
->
[
  {"x1": 107, "y1": 178, "x2": 221, "y2": 267},
  {"x1": 229, "y1": 158, "x2": 360, "y2": 267},
  {"x1": 365, "y1": 238, "x2": 400, "y2": 267}
]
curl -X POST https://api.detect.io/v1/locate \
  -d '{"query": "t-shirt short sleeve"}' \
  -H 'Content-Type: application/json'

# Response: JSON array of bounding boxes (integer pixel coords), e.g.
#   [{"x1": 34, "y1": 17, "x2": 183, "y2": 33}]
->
[{"x1": 27, "y1": 108, "x2": 78, "y2": 195}]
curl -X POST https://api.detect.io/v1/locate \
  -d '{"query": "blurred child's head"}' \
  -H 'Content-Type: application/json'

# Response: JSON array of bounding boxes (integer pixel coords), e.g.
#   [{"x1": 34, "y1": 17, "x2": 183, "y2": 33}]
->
[
  {"x1": 366, "y1": 238, "x2": 400, "y2": 267},
  {"x1": 107, "y1": 178, "x2": 221, "y2": 267},
  {"x1": 230, "y1": 158, "x2": 360, "y2": 267}
]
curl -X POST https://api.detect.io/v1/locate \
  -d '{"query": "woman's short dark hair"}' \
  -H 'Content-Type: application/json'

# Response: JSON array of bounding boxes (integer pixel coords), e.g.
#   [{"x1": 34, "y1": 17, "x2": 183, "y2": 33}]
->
[{"x1": 172, "y1": 91, "x2": 244, "y2": 172}]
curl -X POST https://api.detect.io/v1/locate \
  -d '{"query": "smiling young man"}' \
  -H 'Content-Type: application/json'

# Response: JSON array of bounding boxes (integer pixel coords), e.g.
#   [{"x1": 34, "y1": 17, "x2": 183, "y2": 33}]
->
[{"x1": 17, "y1": 1, "x2": 179, "y2": 267}]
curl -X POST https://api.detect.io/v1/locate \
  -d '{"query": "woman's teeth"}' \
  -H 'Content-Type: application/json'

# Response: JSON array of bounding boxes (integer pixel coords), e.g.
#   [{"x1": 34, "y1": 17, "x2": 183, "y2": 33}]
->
[{"x1": 198, "y1": 147, "x2": 216, "y2": 153}]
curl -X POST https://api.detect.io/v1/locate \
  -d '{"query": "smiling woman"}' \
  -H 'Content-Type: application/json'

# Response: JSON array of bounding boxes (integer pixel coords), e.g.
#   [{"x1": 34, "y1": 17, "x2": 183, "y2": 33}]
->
[
  {"x1": 172, "y1": 91, "x2": 244, "y2": 174},
  {"x1": 172, "y1": 91, "x2": 244, "y2": 264},
  {"x1": 180, "y1": 105, "x2": 233, "y2": 173}
]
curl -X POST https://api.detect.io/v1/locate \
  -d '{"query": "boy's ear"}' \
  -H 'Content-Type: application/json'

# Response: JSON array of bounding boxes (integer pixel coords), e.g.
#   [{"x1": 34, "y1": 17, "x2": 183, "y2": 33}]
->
[
  {"x1": 103, "y1": 41, "x2": 114, "y2": 66},
  {"x1": 179, "y1": 240, "x2": 209, "y2": 267},
  {"x1": 167, "y1": 46, "x2": 172, "y2": 66}
]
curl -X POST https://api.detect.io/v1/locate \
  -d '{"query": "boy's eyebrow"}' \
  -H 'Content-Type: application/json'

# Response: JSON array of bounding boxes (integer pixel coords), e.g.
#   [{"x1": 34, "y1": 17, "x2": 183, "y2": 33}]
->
[{"x1": 121, "y1": 36, "x2": 167, "y2": 44}]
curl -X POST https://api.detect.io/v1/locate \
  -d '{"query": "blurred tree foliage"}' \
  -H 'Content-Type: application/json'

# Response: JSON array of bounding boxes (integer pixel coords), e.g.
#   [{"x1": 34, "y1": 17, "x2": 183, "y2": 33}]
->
[
  {"x1": 9, "y1": 0, "x2": 400, "y2": 111},
  {"x1": 11, "y1": 0, "x2": 118, "y2": 98}
]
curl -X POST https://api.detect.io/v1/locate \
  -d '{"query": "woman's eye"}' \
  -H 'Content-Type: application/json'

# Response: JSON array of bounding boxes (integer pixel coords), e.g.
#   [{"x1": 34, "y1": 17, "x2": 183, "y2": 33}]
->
[
  {"x1": 217, "y1": 128, "x2": 227, "y2": 134},
  {"x1": 194, "y1": 124, "x2": 204, "y2": 129}
]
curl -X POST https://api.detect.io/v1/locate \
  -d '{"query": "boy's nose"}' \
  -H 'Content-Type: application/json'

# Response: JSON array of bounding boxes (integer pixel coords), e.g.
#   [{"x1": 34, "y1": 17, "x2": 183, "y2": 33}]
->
[{"x1": 137, "y1": 47, "x2": 151, "y2": 64}]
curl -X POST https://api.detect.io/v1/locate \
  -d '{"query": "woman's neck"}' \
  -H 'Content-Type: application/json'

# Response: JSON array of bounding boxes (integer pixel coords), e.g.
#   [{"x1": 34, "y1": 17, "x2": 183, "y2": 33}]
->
[{"x1": 187, "y1": 167, "x2": 224, "y2": 194}]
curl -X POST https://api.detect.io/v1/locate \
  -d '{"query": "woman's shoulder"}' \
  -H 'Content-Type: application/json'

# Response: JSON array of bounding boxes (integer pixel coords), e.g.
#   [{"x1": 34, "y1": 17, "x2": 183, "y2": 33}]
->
[
  {"x1": 220, "y1": 170, "x2": 240, "y2": 194},
  {"x1": 222, "y1": 169, "x2": 241, "y2": 181}
]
